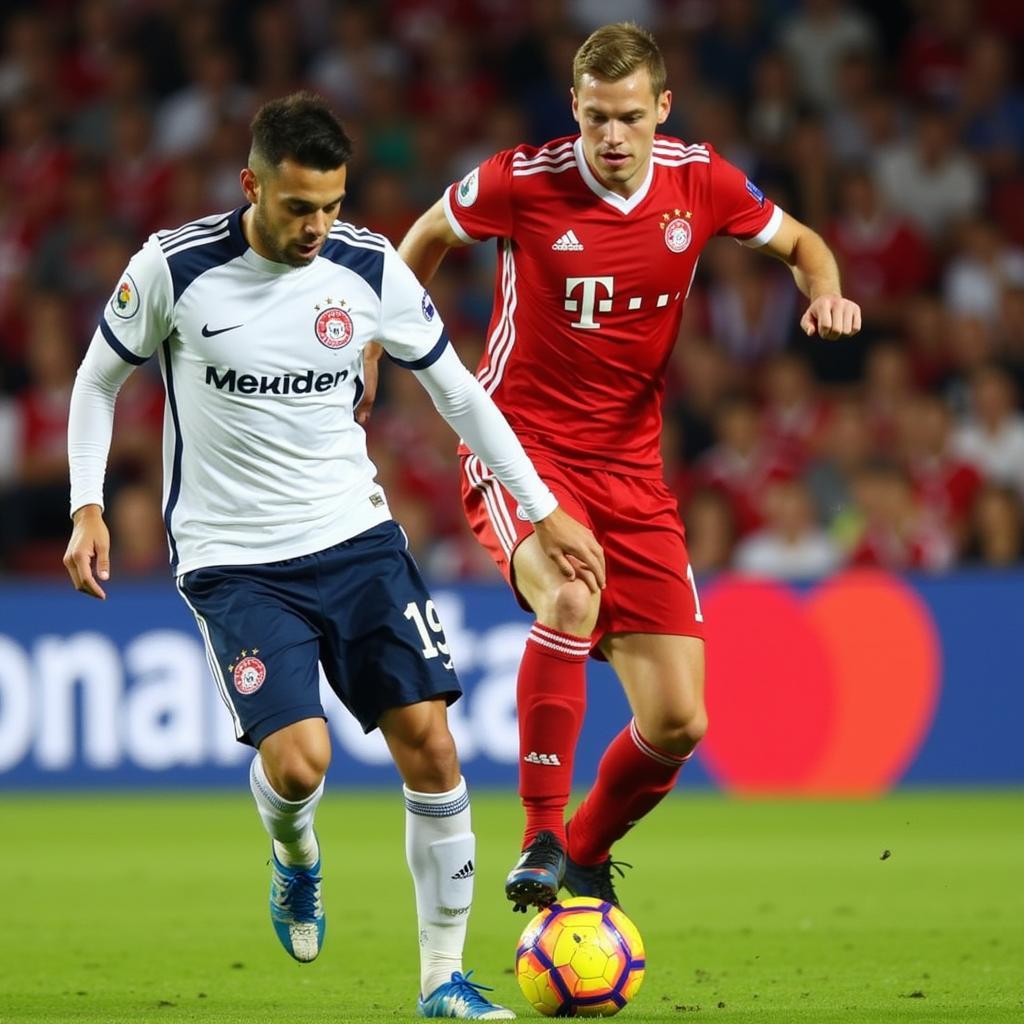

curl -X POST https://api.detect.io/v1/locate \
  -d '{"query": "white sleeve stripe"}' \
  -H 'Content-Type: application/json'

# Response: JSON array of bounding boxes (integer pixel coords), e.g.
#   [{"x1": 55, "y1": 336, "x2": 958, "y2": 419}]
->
[
  {"x1": 740, "y1": 204, "x2": 784, "y2": 248},
  {"x1": 442, "y1": 189, "x2": 477, "y2": 244},
  {"x1": 162, "y1": 229, "x2": 233, "y2": 258}
]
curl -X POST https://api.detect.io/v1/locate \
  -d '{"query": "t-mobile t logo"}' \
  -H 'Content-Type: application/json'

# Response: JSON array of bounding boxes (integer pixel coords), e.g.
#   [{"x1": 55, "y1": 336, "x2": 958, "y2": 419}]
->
[{"x1": 564, "y1": 276, "x2": 614, "y2": 329}]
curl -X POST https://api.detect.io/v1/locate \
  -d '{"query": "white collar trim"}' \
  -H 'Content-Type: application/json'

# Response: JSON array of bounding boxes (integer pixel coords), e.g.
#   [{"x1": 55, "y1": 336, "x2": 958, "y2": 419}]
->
[{"x1": 573, "y1": 137, "x2": 654, "y2": 214}]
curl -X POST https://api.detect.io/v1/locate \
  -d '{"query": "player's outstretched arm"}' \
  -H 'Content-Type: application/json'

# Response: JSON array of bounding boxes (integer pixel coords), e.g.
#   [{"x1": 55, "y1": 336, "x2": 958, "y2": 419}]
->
[
  {"x1": 397, "y1": 198, "x2": 466, "y2": 286},
  {"x1": 64, "y1": 504, "x2": 111, "y2": 600},
  {"x1": 412, "y1": 345, "x2": 606, "y2": 590},
  {"x1": 759, "y1": 211, "x2": 862, "y2": 341}
]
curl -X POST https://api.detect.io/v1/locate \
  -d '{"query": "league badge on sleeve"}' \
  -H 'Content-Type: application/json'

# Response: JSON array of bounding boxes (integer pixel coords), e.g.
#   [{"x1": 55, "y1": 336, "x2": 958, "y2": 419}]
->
[
  {"x1": 421, "y1": 290, "x2": 435, "y2": 321},
  {"x1": 314, "y1": 298, "x2": 354, "y2": 349},
  {"x1": 110, "y1": 273, "x2": 140, "y2": 319},
  {"x1": 456, "y1": 167, "x2": 479, "y2": 207},
  {"x1": 745, "y1": 178, "x2": 766, "y2": 206}
]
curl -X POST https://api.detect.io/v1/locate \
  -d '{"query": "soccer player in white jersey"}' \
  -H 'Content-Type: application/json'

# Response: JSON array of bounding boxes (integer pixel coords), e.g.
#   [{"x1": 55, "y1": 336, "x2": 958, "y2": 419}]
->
[{"x1": 63, "y1": 92, "x2": 605, "y2": 1021}]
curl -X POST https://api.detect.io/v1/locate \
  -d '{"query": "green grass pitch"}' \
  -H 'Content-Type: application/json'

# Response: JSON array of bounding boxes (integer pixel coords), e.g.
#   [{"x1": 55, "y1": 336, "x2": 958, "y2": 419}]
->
[{"x1": 1, "y1": 789, "x2": 1021, "y2": 1023}]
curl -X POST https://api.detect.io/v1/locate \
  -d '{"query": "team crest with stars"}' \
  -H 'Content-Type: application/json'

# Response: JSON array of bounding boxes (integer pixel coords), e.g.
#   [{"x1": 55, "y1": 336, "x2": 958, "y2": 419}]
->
[
  {"x1": 313, "y1": 297, "x2": 354, "y2": 349},
  {"x1": 229, "y1": 648, "x2": 266, "y2": 695},
  {"x1": 661, "y1": 209, "x2": 693, "y2": 253}
]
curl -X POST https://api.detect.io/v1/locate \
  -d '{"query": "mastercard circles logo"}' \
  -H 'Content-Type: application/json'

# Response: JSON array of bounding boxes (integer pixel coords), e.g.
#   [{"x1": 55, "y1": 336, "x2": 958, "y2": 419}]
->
[{"x1": 699, "y1": 569, "x2": 941, "y2": 796}]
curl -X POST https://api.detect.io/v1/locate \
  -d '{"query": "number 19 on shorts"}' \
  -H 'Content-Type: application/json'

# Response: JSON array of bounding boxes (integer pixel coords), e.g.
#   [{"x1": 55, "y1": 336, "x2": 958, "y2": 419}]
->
[{"x1": 403, "y1": 600, "x2": 450, "y2": 660}]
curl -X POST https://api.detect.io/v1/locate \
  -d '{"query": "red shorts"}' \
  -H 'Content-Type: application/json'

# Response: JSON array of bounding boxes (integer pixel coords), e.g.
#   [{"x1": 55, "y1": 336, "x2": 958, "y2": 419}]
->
[{"x1": 460, "y1": 452, "x2": 705, "y2": 646}]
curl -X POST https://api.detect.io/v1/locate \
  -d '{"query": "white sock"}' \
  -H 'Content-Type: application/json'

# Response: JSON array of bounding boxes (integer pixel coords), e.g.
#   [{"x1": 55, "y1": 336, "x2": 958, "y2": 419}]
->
[
  {"x1": 404, "y1": 776, "x2": 475, "y2": 997},
  {"x1": 249, "y1": 753, "x2": 323, "y2": 868}
]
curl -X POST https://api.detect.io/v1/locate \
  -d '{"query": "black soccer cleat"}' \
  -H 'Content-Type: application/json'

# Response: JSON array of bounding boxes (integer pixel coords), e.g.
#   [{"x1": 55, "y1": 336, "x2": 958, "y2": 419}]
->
[
  {"x1": 504, "y1": 830, "x2": 566, "y2": 913},
  {"x1": 562, "y1": 853, "x2": 631, "y2": 909}
]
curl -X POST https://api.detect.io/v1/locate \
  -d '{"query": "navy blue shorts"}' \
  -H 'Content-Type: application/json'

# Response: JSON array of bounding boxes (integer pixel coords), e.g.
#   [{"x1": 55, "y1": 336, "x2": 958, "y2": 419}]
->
[{"x1": 176, "y1": 521, "x2": 461, "y2": 746}]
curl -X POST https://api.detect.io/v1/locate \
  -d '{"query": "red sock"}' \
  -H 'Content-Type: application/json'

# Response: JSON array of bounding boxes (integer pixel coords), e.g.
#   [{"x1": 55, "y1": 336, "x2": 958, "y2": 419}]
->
[
  {"x1": 568, "y1": 719, "x2": 690, "y2": 864},
  {"x1": 517, "y1": 623, "x2": 589, "y2": 848}
]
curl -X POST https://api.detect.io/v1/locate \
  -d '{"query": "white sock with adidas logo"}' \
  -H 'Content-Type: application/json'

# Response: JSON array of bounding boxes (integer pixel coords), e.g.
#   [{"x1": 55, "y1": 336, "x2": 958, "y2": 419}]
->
[{"x1": 404, "y1": 776, "x2": 475, "y2": 998}]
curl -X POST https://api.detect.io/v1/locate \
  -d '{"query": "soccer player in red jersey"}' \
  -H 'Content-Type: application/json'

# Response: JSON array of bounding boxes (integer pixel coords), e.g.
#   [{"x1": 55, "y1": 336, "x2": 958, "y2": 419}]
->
[{"x1": 394, "y1": 22, "x2": 862, "y2": 911}]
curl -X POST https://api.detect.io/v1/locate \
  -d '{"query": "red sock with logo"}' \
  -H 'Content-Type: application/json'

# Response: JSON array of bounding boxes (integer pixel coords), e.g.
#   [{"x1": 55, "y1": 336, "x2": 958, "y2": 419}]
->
[
  {"x1": 568, "y1": 718, "x2": 690, "y2": 864},
  {"x1": 518, "y1": 623, "x2": 590, "y2": 849}
]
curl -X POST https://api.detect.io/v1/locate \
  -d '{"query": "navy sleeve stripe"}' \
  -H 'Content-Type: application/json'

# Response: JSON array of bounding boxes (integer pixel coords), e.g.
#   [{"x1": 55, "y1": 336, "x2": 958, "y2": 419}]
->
[
  {"x1": 99, "y1": 319, "x2": 148, "y2": 365},
  {"x1": 389, "y1": 329, "x2": 449, "y2": 370}
]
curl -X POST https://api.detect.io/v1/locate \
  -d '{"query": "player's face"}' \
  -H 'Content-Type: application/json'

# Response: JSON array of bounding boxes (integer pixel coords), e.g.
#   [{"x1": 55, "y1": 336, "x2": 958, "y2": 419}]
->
[
  {"x1": 241, "y1": 159, "x2": 347, "y2": 267},
  {"x1": 572, "y1": 68, "x2": 671, "y2": 197}
]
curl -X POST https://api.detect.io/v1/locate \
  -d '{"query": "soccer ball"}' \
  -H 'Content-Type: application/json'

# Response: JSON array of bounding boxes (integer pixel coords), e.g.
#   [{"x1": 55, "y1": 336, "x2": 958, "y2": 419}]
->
[{"x1": 514, "y1": 897, "x2": 646, "y2": 1017}]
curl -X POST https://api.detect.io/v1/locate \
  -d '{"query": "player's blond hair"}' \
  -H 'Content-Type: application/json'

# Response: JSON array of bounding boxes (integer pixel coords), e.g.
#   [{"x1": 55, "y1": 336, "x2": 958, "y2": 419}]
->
[{"x1": 572, "y1": 22, "x2": 666, "y2": 98}]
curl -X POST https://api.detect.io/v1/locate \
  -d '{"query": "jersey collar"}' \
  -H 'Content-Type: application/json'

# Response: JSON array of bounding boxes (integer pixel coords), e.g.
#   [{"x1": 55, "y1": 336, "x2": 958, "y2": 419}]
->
[{"x1": 573, "y1": 137, "x2": 654, "y2": 215}]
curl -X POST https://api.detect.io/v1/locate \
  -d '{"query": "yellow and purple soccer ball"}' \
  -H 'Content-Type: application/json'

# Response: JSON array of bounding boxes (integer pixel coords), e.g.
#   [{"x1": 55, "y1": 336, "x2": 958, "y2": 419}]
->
[{"x1": 514, "y1": 897, "x2": 646, "y2": 1017}]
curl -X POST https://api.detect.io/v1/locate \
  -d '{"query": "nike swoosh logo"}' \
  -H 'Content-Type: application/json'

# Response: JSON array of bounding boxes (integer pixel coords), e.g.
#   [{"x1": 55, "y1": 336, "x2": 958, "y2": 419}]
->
[{"x1": 201, "y1": 323, "x2": 243, "y2": 337}]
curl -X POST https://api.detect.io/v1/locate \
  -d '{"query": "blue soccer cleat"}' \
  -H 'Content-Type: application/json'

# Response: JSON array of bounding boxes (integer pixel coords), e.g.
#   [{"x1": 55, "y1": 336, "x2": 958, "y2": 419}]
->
[
  {"x1": 269, "y1": 849, "x2": 325, "y2": 962},
  {"x1": 504, "y1": 830, "x2": 565, "y2": 913},
  {"x1": 418, "y1": 970, "x2": 516, "y2": 1019}
]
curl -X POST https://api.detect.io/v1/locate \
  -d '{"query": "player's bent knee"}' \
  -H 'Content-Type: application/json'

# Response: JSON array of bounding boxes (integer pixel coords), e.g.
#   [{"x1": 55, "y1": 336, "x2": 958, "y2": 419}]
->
[
  {"x1": 537, "y1": 578, "x2": 599, "y2": 635},
  {"x1": 644, "y1": 707, "x2": 708, "y2": 756},
  {"x1": 265, "y1": 747, "x2": 330, "y2": 801}
]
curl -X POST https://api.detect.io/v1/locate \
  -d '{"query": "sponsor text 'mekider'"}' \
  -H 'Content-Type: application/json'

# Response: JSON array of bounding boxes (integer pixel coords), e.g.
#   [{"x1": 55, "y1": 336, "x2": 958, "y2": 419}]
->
[{"x1": 205, "y1": 365, "x2": 350, "y2": 395}]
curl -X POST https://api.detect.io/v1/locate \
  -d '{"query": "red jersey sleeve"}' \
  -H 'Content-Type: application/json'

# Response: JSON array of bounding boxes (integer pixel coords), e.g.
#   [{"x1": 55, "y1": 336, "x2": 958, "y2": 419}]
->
[
  {"x1": 443, "y1": 149, "x2": 516, "y2": 243},
  {"x1": 707, "y1": 145, "x2": 782, "y2": 248}
]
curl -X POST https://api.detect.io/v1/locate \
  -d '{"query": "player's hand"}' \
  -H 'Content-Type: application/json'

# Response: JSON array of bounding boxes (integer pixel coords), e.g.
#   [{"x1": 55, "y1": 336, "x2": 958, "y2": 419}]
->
[
  {"x1": 355, "y1": 342, "x2": 384, "y2": 425},
  {"x1": 63, "y1": 504, "x2": 111, "y2": 600},
  {"x1": 532, "y1": 507, "x2": 606, "y2": 593},
  {"x1": 801, "y1": 295, "x2": 862, "y2": 341}
]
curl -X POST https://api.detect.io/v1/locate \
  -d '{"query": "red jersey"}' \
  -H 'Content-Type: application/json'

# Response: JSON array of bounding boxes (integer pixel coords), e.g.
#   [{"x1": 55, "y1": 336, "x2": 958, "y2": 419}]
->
[{"x1": 443, "y1": 134, "x2": 780, "y2": 476}]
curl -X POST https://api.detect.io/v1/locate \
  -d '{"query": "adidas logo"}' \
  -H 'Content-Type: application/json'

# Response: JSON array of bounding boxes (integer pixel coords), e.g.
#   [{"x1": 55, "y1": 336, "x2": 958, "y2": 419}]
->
[
  {"x1": 450, "y1": 859, "x2": 475, "y2": 880},
  {"x1": 551, "y1": 230, "x2": 584, "y2": 251},
  {"x1": 524, "y1": 751, "x2": 562, "y2": 766}
]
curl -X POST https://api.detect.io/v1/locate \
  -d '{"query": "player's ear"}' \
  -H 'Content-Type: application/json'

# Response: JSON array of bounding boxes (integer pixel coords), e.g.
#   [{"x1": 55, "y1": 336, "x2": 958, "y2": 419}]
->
[
  {"x1": 240, "y1": 167, "x2": 259, "y2": 204},
  {"x1": 656, "y1": 89, "x2": 672, "y2": 126},
  {"x1": 570, "y1": 87, "x2": 580, "y2": 125}
]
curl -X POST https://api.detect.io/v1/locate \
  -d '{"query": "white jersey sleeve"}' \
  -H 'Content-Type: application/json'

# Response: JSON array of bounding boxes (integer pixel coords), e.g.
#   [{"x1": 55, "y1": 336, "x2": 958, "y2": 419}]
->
[
  {"x1": 67, "y1": 337, "x2": 135, "y2": 514},
  {"x1": 376, "y1": 244, "x2": 450, "y2": 369},
  {"x1": 68, "y1": 238, "x2": 172, "y2": 515},
  {"x1": 413, "y1": 345, "x2": 557, "y2": 522},
  {"x1": 97, "y1": 236, "x2": 173, "y2": 364}
]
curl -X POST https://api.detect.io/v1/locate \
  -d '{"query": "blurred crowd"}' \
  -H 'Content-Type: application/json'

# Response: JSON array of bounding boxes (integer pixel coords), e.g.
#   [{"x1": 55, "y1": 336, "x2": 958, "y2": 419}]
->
[{"x1": 1, "y1": 0, "x2": 1023, "y2": 582}]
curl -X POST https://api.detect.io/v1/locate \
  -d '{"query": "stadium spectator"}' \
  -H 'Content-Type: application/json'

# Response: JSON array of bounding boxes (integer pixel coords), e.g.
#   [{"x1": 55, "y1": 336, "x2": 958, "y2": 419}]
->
[
  {"x1": 953, "y1": 363, "x2": 1024, "y2": 497},
  {"x1": 862, "y1": 341, "x2": 919, "y2": 448},
  {"x1": 155, "y1": 45, "x2": 252, "y2": 157},
  {"x1": 848, "y1": 460, "x2": 955, "y2": 572},
  {"x1": 827, "y1": 165, "x2": 934, "y2": 332},
  {"x1": 873, "y1": 102, "x2": 982, "y2": 241},
  {"x1": 759, "y1": 350, "x2": 830, "y2": 472},
  {"x1": 943, "y1": 218, "x2": 1024, "y2": 323},
  {"x1": 964, "y1": 483, "x2": 1024, "y2": 566},
  {"x1": 694, "y1": 394, "x2": 793, "y2": 537},
  {"x1": 899, "y1": 0, "x2": 975, "y2": 104},
  {"x1": 734, "y1": 477, "x2": 841, "y2": 578},
  {"x1": 777, "y1": 0, "x2": 877, "y2": 112},
  {"x1": 696, "y1": 0, "x2": 768, "y2": 106},
  {"x1": 898, "y1": 392, "x2": 983, "y2": 549},
  {"x1": 308, "y1": 4, "x2": 405, "y2": 117},
  {"x1": 694, "y1": 239, "x2": 799, "y2": 367},
  {"x1": 683, "y1": 486, "x2": 738, "y2": 576},
  {"x1": 804, "y1": 395, "x2": 873, "y2": 546},
  {"x1": 955, "y1": 33, "x2": 1024, "y2": 179}
]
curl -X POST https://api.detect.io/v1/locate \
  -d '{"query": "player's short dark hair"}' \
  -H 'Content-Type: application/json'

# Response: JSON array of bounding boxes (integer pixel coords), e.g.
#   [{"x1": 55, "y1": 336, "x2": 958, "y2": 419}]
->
[
  {"x1": 573, "y1": 22, "x2": 666, "y2": 98},
  {"x1": 249, "y1": 91, "x2": 353, "y2": 172}
]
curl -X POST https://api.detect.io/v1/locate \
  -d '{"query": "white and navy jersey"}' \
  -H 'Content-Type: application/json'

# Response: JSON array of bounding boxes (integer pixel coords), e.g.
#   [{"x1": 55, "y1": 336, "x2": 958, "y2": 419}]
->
[{"x1": 89, "y1": 207, "x2": 449, "y2": 575}]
